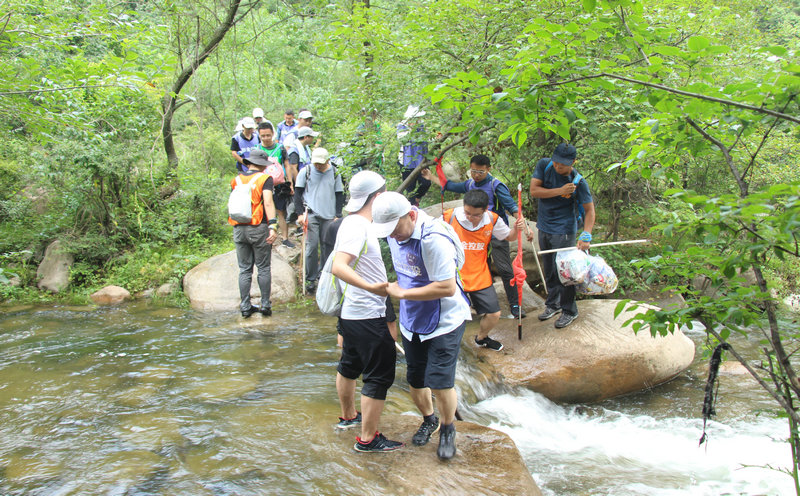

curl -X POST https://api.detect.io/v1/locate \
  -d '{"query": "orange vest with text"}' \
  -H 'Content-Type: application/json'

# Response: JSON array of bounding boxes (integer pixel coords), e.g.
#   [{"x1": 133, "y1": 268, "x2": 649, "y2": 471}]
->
[
  {"x1": 442, "y1": 208, "x2": 497, "y2": 292},
  {"x1": 228, "y1": 172, "x2": 271, "y2": 226}
]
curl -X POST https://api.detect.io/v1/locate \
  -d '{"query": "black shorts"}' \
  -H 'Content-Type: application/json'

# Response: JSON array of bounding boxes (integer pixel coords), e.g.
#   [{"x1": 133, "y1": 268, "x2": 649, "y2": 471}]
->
[
  {"x1": 385, "y1": 296, "x2": 396, "y2": 323},
  {"x1": 337, "y1": 317, "x2": 396, "y2": 400},
  {"x1": 273, "y1": 183, "x2": 292, "y2": 212},
  {"x1": 402, "y1": 321, "x2": 466, "y2": 390},
  {"x1": 467, "y1": 285, "x2": 501, "y2": 315}
]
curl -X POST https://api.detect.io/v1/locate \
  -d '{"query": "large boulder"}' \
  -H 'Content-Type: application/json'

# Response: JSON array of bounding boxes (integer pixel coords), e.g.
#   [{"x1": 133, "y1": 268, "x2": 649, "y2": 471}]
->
[
  {"x1": 183, "y1": 250, "x2": 296, "y2": 311},
  {"x1": 37, "y1": 240, "x2": 73, "y2": 293},
  {"x1": 492, "y1": 278, "x2": 545, "y2": 317},
  {"x1": 90, "y1": 285, "x2": 131, "y2": 305},
  {"x1": 329, "y1": 414, "x2": 542, "y2": 495},
  {"x1": 475, "y1": 299, "x2": 695, "y2": 403}
]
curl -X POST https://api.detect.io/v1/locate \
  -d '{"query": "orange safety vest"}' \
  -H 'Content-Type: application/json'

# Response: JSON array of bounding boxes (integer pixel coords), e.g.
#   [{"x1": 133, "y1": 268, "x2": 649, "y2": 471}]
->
[
  {"x1": 443, "y1": 208, "x2": 497, "y2": 292},
  {"x1": 228, "y1": 172, "x2": 271, "y2": 226}
]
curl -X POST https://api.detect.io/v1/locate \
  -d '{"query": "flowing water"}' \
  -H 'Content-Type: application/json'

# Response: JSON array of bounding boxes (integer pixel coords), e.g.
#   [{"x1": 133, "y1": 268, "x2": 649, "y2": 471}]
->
[{"x1": 0, "y1": 303, "x2": 793, "y2": 495}]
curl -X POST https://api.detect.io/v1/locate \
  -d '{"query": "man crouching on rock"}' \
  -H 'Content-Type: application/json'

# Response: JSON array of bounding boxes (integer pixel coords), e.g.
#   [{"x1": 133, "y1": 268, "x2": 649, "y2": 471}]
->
[
  {"x1": 372, "y1": 192, "x2": 471, "y2": 460},
  {"x1": 331, "y1": 171, "x2": 404, "y2": 452}
]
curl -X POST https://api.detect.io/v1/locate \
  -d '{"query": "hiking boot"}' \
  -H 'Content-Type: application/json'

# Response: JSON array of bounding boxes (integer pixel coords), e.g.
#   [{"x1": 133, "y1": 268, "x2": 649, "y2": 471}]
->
[
  {"x1": 336, "y1": 412, "x2": 362, "y2": 430},
  {"x1": 554, "y1": 312, "x2": 578, "y2": 329},
  {"x1": 354, "y1": 432, "x2": 404, "y2": 452},
  {"x1": 538, "y1": 306, "x2": 561, "y2": 321},
  {"x1": 437, "y1": 423, "x2": 456, "y2": 460},
  {"x1": 241, "y1": 306, "x2": 256, "y2": 318},
  {"x1": 281, "y1": 239, "x2": 296, "y2": 248},
  {"x1": 474, "y1": 335, "x2": 503, "y2": 351},
  {"x1": 305, "y1": 281, "x2": 317, "y2": 294},
  {"x1": 510, "y1": 305, "x2": 527, "y2": 319},
  {"x1": 259, "y1": 307, "x2": 272, "y2": 317},
  {"x1": 411, "y1": 415, "x2": 440, "y2": 446}
]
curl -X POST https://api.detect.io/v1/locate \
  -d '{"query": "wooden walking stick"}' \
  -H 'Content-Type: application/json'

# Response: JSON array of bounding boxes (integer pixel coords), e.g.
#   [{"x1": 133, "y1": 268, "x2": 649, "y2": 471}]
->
[{"x1": 301, "y1": 207, "x2": 309, "y2": 296}]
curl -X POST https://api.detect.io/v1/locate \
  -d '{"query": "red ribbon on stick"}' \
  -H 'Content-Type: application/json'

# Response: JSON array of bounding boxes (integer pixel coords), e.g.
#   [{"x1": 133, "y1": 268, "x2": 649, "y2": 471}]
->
[{"x1": 510, "y1": 184, "x2": 527, "y2": 339}]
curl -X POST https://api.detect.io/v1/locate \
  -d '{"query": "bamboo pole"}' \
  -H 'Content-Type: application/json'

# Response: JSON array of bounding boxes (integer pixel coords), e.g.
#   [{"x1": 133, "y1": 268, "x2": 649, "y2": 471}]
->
[{"x1": 537, "y1": 239, "x2": 648, "y2": 255}]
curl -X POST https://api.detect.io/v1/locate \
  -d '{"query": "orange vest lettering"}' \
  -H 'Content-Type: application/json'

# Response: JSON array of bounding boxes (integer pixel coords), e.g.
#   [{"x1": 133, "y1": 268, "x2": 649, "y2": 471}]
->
[
  {"x1": 228, "y1": 173, "x2": 270, "y2": 226},
  {"x1": 443, "y1": 208, "x2": 497, "y2": 292}
]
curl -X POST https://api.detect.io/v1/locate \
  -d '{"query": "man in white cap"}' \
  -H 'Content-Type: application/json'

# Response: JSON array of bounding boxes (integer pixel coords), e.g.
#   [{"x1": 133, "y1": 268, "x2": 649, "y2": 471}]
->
[
  {"x1": 330, "y1": 171, "x2": 403, "y2": 452},
  {"x1": 231, "y1": 116, "x2": 260, "y2": 173},
  {"x1": 252, "y1": 107, "x2": 266, "y2": 125},
  {"x1": 372, "y1": 192, "x2": 471, "y2": 460},
  {"x1": 287, "y1": 126, "x2": 319, "y2": 184},
  {"x1": 295, "y1": 147, "x2": 344, "y2": 292}
]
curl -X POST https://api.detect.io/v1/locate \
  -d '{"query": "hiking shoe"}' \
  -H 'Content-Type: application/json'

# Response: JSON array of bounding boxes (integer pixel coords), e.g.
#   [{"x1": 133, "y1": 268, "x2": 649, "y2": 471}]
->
[
  {"x1": 281, "y1": 239, "x2": 296, "y2": 248},
  {"x1": 354, "y1": 432, "x2": 404, "y2": 452},
  {"x1": 510, "y1": 305, "x2": 527, "y2": 319},
  {"x1": 555, "y1": 312, "x2": 578, "y2": 329},
  {"x1": 241, "y1": 306, "x2": 256, "y2": 318},
  {"x1": 538, "y1": 306, "x2": 561, "y2": 321},
  {"x1": 412, "y1": 415, "x2": 440, "y2": 446},
  {"x1": 305, "y1": 281, "x2": 317, "y2": 294},
  {"x1": 336, "y1": 412, "x2": 362, "y2": 430},
  {"x1": 437, "y1": 423, "x2": 456, "y2": 460},
  {"x1": 259, "y1": 307, "x2": 272, "y2": 317},
  {"x1": 474, "y1": 335, "x2": 503, "y2": 351}
]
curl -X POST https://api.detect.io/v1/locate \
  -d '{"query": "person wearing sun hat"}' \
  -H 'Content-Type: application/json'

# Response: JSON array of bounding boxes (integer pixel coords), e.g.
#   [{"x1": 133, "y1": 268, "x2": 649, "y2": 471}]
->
[
  {"x1": 372, "y1": 191, "x2": 471, "y2": 460},
  {"x1": 329, "y1": 171, "x2": 403, "y2": 452},
  {"x1": 230, "y1": 116, "x2": 260, "y2": 173}
]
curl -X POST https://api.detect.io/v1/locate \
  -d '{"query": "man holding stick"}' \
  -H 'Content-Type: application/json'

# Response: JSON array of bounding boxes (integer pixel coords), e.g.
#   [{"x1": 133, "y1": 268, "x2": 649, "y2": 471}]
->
[{"x1": 529, "y1": 143, "x2": 595, "y2": 329}]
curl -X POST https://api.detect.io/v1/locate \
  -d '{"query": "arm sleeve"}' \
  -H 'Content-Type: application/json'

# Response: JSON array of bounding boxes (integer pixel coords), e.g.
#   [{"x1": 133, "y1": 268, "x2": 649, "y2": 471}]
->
[
  {"x1": 262, "y1": 176, "x2": 274, "y2": 191},
  {"x1": 492, "y1": 216, "x2": 512, "y2": 240},
  {"x1": 444, "y1": 180, "x2": 468, "y2": 194},
  {"x1": 577, "y1": 179, "x2": 593, "y2": 205},
  {"x1": 288, "y1": 151, "x2": 299, "y2": 166},
  {"x1": 230, "y1": 137, "x2": 240, "y2": 152},
  {"x1": 494, "y1": 182, "x2": 518, "y2": 214},
  {"x1": 532, "y1": 158, "x2": 549, "y2": 180},
  {"x1": 294, "y1": 186, "x2": 305, "y2": 214},
  {"x1": 335, "y1": 192, "x2": 345, "y2": 217},
  {"x1": 337, "y1": 219, "x2": 367, "y2": 257},
  {"x1": 421, "y1": 232, "x2": 458, "y2": 282},
  {"x1": 334, "y1": 173, "x2": 344, "y2": 193}
]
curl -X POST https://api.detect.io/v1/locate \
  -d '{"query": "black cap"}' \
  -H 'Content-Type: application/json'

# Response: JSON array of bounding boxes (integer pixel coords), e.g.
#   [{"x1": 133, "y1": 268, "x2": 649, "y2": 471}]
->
[{"x1": 552, "y1": 143, "x2": 577, "y2": 166}]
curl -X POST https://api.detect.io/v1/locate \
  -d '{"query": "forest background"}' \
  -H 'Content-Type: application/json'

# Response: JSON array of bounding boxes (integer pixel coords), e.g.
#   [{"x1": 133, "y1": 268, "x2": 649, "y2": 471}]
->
[{"x1": 1, "y1": 0, "x2": 800, "y2": 487}]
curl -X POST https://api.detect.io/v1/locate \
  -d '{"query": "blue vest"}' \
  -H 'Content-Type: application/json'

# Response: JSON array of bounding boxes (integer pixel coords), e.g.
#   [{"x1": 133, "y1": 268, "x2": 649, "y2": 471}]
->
[
  {"x1": 398, "y1": 124, "x2": 427, "y2": 170},
  {"x1": 233, "y1": 132, "x2": 260, "y2": 172},
  {"x1": 388, "y1": 221, "x2": 467, "y2": 335},
  {"x1": 290, "y1": 143, "x2": 311, "y2": 172},
  {"x1": 465, "y1": 177, "x2": 505, "y2": 222},
  {"x1": 278, "y1": 122, "x2": 298, "y2": 145}
]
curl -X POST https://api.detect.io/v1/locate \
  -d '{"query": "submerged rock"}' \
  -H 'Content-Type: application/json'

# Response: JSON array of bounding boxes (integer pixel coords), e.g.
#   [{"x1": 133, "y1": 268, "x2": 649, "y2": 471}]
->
[
  {"x1": 37, "y1": 240, "x2": 73, "y2": 293},
  {"x1": 477, "y1": 299, "x2": 695, "y2": 403},
  {"x1": 183, "y1": 250, "x2": 296, "y2": 311},
  {"x1": 90, "y1": 285, "x2": 131, "y2": 305}
]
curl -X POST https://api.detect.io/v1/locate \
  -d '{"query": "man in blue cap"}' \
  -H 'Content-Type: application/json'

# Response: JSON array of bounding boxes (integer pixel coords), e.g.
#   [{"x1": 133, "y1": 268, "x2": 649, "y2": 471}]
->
[{"x1": 529, "y1": 143, "x2": 595, "y2": 328}]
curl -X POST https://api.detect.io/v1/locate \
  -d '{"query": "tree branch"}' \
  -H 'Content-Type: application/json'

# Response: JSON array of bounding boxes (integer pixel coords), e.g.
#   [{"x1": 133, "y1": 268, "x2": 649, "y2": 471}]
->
[
  {"x1": 616, "y1": 7, "x2": 651, "y2": 67},
  {"x1": 742, "y1": 94, "x2": 795, "y2": 179},
  {"x1": 685, "y1": 117, "x2": 748, "y2": 196}
]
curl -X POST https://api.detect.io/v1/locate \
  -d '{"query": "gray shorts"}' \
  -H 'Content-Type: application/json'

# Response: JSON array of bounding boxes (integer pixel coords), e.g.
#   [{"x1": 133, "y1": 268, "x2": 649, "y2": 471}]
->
[{"x1": 467, "y1": 285, "x2": 501, "y2": 315}]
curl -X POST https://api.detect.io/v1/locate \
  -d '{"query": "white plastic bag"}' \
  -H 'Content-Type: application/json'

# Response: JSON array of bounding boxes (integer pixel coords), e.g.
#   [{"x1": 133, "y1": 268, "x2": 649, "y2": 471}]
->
[
  {"x1": 577, "y1": 254, "x2": 619, "y2": 295},
  {"x1": 315, "y1": 251, "x2": 344, "y2": 316},
  {"x1": 556, "y1": 249, "x2": 589, "y2": 286}
]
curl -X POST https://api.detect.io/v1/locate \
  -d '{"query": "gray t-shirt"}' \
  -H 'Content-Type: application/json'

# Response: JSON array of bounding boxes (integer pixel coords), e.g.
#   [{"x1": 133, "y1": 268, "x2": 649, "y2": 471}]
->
[
  {"x1": 336, "y1": 214, "x2": 387, "y2": 320},
  {"x1": 295, "y1": 165, "x2": 344, "y2": 220}
]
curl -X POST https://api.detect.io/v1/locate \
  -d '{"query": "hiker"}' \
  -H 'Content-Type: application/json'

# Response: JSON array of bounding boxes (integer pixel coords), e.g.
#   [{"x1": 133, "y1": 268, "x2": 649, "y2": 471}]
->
[
  {"x1": 287, "y1": 126, "x2": 317, "y2": 181},
  {"x1": 330, "y1": 171, "x2": 404, "y2": 452},
  {"x1": 529, "y1": 143, "x2": 595, "y2": 329},
  {"x1": 277, "y1": 109, "x2": 297, "y2": 145},
  {"x1": 442, "y1": 189, "x2": 526, "y2": 352},
  {"x1": 252, "y1": 107, "x2": 267, "y2": 126},
  {"x1": 256, "y1": 122, "x2": 294, "y2": 248},
  {"x1": 231, "y1": 117, "x2": 260, "y2": 173},
  {"x1": 397, "y1": 105, "x2": 430, "y2": 206},
  {"x1": 295, "y1": 147, "x2": 344, "y2": 293},
  {"x1": 372, "y1": 192, "x2": 471, "y2": 460},
  {"x1": 228, "y1": 148, "x2": 278, "y2": 317},
  {"x1": 423, "y1": 154, "x2": 528, "y2": 319}
]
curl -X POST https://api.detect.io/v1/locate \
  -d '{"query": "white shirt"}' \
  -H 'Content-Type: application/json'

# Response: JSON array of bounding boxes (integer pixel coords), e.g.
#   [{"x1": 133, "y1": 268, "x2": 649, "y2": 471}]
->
[
  {"x1": 336, "y1": 214, "x2": 387, "y2": 320},
  {"x1": 451, "y1": 207, "x2": 512, "y2": 239},
  {"x1": 398, "y1": 210, "x2": 472, "y2": 342}
]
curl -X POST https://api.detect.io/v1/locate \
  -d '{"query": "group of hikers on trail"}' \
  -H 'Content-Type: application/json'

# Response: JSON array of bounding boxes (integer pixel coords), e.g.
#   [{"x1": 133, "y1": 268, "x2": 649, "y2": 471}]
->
[{"x1": 226, "y1": 105, "x2": 596, "y2": 458}]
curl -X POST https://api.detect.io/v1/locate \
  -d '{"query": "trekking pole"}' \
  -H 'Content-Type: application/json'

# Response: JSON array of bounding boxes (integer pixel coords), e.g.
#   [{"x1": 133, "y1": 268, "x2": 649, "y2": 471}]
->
[
  {"x1": 301, "y1": 207, "x2": 309, "y2": 296},
  {"x1": 537, "y1": 239, "x2": 649, "y2": 254},
  {"x1": 514, "y1": 184, "x2": 526, "y2": 340}
]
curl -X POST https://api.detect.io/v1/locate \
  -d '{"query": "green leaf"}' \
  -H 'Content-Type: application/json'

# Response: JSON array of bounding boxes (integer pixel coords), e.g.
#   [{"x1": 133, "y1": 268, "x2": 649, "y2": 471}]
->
[
  {"x1": 764, "y1": 45, "x2": 788, "y2": 57},
  {"x1": 582, "y1": 0, "x2": 596, "y2": 12},
  {"x1": 687, "y1": 36, "x2": 710, "y2": 51}
]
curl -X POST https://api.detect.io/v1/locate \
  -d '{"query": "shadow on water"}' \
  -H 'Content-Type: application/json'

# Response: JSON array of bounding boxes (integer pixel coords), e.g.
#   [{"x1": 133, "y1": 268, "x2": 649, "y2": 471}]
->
[{"x1": 0, "y1": 302, "x2": 792, "y2": 495}]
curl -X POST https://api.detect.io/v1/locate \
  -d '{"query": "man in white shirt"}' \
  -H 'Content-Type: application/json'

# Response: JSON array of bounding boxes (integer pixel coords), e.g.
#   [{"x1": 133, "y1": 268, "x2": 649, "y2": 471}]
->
[{"x1": 331, "y1": 171, "x2": 403, "y2": 453}]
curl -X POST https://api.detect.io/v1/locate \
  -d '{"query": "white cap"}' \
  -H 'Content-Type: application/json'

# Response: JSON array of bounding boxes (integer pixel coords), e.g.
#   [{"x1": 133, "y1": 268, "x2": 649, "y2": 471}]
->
[
  {"x1": 241, "y1": 117, "x2": 257, "y2": 129},
  {"x1": 403, "y1": 105, "x2": 426, "y2": 120},
  {"x1": 372, "y1": 192, "x2": 412, "y2": 238},
  {"x1": 311, "y1": 147, "x2": 329, "y2": 164},
  {"x1": 298, "y1": 110, "x2": 313, "y2": 119},
  {"x1": 345, "y1": 171, "x2": 385, "y2": 212},
  {"x1": 252, "y1": 107, "x2": 265, "y2": 118},
  {"x1": 297, "y1": 126, "x2": 319, "y2": 138}
]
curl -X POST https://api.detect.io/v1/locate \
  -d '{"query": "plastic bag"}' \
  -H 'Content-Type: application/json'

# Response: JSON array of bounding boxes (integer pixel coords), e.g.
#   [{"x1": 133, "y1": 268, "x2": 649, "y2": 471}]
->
[
  {"x1": 316, "y1": 251, "x2": 345, "y2": 316},
  {"x1": 556, "y1": 249, "x2": 589, "y2": 286},
  {"x1": 577, "y1": 254, "x2": 619, "y2": 295}
]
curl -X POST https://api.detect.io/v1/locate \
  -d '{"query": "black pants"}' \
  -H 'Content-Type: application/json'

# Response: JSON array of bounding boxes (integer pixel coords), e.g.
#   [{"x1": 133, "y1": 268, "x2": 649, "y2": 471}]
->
[
  {"x1": 489, "y1": 236, "x2": 520, "y2": 310},
  {"x1": 401, "y1": 168, "x2": 431, "y2": 205},
  {"x1": 538, "y1": 231, "x2": 578, "y2": 316}
]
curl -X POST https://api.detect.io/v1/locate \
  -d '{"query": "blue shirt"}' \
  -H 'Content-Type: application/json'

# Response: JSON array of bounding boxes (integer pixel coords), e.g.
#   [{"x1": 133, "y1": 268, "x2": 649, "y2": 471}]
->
[{"x1": 532, "y1": 158, "x2": 593, "y2": 235}]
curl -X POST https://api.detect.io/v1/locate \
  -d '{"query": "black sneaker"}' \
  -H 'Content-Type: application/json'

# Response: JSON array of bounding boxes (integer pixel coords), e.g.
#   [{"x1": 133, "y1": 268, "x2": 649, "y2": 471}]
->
[
  {"x1": 411, "y1": 415, "x2": 440, "y2": 446},
  {"x1": 354, "y1": 432, "x2": 404, "y2": 452},
  {"x1": 555, "y1": 312, "x2": 578, "y2": 329},
  {"x1": 510, "y1": 305, "x2": 527, "y2": 319},
  {"x1": 281, "y1": 239, "x2": 296, "y2": 248},
  {"x1": 474, "y1": 335, "x2": 503, "y2": 351},
  {"x1": 305, "y1": 281, "x2": 317, "y2": 294},
  {"x1": 538, "y1": 306, "x2": 561, "y2": 321},
  {"x1": 437, "y1": 423, "x2": 456, "y2": 460},
  {"x1": 260, "y1": 307, "x2": 272, "y2": 317},
  {"x1": 336, "y1": 412, "x2": 362, "y2": 430},
  {"x1": 241, "y1": 306, "x2": 256, "y2": 318}
]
